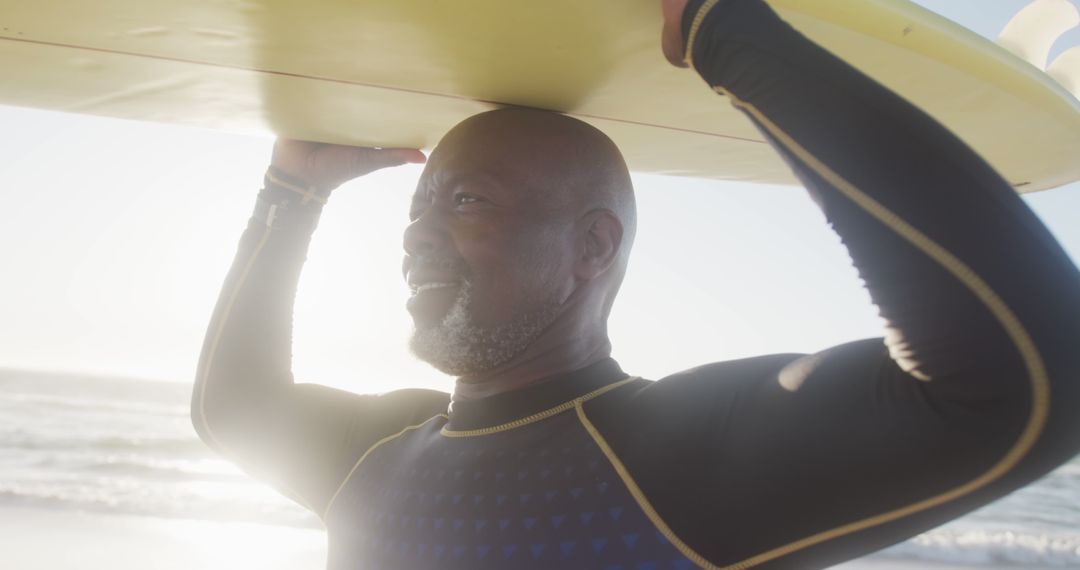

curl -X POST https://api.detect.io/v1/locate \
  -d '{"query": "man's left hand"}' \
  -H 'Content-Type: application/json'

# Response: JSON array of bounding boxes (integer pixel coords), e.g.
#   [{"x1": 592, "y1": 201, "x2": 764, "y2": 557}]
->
[{"x1": 661, "y1": 0, "x2": 691, "y2": 67}]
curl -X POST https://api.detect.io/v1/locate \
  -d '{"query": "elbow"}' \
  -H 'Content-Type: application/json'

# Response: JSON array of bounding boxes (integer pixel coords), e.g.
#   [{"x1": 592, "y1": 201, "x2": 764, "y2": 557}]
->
[
  {"x1": 189, "y1": 365, "x2": 238, "y2": 452},
  {"x1": 188, "y1": 368, "x2": 285, "y2": 454},
  {"x1": 1040, "y1": 352, "x2": 1080, "y2": 459},
  {"x1": 189, "y1": 378, "x2": 217, "y2": 449},
  {"x1": 997, "y1": 329, "x2": 1080, "y2": 478}
]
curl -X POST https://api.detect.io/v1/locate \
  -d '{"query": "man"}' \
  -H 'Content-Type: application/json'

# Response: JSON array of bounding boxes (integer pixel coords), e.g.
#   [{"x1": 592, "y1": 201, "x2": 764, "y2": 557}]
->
[{"x1": 192, "y1": 0, "x2": 1080, "y2": 568}]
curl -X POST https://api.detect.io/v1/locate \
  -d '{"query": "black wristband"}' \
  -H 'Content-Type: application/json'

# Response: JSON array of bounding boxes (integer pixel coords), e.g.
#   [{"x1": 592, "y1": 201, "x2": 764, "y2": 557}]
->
[{"x1": 250, "y1": 167, "x2": 328, "y2": 233}]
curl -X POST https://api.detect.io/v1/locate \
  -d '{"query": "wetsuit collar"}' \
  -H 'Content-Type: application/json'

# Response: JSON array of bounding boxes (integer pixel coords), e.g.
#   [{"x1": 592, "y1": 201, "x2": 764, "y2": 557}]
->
[{"x1": 446, "y1": 358, "x2": 627, "y2": 432}]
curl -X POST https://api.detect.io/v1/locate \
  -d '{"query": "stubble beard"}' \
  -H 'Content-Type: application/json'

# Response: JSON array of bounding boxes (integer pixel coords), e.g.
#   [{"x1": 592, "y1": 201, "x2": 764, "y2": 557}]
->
[{"x1": 409, "y1": 278, "x2": 562, "y2": 377}]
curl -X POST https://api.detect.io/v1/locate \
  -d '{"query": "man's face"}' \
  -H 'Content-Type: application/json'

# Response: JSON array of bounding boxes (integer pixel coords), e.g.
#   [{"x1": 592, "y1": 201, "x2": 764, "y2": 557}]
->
[{"x1": 402, "y1": 125, "x2": 577, "y2": 376}]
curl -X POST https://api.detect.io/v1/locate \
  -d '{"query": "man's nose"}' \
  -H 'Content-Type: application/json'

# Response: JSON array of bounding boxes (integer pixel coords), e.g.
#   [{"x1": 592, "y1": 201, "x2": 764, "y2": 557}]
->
[{"x1": 403, "y1": 208, "x2": 446, "y2": 258}]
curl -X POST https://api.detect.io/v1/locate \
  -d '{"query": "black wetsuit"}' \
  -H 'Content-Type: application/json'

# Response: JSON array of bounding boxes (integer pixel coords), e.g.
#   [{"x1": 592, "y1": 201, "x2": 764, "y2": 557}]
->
[{"x1": 191, "y1": 0, "x2": 1080, "y2": 568}]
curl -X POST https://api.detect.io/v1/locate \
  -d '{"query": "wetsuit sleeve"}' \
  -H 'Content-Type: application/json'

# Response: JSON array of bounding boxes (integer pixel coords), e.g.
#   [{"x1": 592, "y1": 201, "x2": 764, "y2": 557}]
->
[
  {"x1": 585, "y1": 1, "x2": 1080, "y2": 567},
  {"x1": 190, "y1": 169, "x2": 449, "y2": 519}
]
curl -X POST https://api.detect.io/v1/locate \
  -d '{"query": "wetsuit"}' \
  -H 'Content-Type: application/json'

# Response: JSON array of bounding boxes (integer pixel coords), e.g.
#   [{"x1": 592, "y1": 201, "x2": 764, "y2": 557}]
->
[{"x1": 191, "y1": 0, "x2": 1080, "y2": 568}]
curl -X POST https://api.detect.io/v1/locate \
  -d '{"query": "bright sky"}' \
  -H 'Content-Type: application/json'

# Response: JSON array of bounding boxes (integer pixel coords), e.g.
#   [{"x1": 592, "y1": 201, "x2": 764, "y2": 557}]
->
[{"x1": 1, "y1": 0, "x2": 1078, "y2": 396}]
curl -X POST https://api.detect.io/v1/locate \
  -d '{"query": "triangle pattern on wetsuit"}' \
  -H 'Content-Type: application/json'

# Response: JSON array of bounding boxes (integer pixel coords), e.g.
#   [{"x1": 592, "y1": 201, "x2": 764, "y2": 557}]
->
[{"x1": 324, "y1": 406, "x2": 695, "y2": 569}]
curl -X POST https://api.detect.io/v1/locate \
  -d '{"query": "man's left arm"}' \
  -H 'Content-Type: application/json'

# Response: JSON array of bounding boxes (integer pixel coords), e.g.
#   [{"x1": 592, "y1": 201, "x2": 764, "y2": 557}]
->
[{"x1": 587, "y1": 1, "x2": 1080, "y2": 567}]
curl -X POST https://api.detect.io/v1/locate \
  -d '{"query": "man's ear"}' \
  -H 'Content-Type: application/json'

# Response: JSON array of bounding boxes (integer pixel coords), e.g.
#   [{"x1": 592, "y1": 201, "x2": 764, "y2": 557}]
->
[{"x1": 575, "y1": 209, "x2": 623, "y2": 281}]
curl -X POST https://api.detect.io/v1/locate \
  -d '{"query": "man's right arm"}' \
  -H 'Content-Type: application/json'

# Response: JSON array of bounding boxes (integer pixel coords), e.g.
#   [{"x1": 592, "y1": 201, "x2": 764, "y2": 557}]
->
[{"x1": 190, "y1": 142, "x2": 449, "y2": 518}]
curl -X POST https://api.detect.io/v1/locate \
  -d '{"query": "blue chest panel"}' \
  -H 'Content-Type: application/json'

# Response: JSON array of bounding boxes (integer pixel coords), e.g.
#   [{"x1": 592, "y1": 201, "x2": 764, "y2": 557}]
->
[{"x1": 326, "y1": 408, "x2": 695, "y2": 569}]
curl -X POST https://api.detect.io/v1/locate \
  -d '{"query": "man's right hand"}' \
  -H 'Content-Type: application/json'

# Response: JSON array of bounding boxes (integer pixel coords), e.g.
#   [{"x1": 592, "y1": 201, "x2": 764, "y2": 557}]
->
[{"x1": 271, "y1": 139, "x2": 427, "y2": 191}]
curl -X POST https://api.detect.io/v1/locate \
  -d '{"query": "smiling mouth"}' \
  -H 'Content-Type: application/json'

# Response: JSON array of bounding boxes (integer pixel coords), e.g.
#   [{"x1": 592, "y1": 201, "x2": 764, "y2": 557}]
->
[
  {"x1": 406, "y1": 280, "x2": 463, "y2": 324},
  {"x1": 410, "y1": 281, "x2": 461, "y2": 295}
]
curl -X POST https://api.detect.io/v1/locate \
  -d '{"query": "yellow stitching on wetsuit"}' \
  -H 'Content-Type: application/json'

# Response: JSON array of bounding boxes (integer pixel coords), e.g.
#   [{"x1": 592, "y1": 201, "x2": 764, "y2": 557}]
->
[
  {"x1": 684, "y1": 0, "x2": 724, "y2": 68},
  {"x1": 323, "y1": 413, "x2": 449, "y2": 520},
  {"x1": 712, "y1": 86, "x2": 1050, "y2": 569},
  {"x1": 576, "y1": 403, "x2": 720, "y2": 570},
  {"x1": 327, "y1": 378, "x2": 640, "y2": 516},
  {"x1": 439, "y1": 377, "x2": 640, "y2": 437},
  {"x1": 265, "y1": 171, "x2": 328, "y2": 205},
  {"x1": 192, "y1": 228, "x2": 318, "y2": 513}
]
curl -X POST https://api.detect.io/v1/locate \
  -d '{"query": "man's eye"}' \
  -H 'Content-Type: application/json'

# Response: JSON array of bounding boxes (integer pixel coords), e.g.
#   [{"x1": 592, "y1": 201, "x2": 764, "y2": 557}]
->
[{"x1": 453, "y1": 193, "x2": 482, "y2": 206}]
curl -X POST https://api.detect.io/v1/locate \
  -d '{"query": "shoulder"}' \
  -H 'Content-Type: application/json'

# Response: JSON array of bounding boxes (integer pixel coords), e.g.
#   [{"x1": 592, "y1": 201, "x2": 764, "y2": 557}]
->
[
  {"x1": 602, "y1": 353, "x2": 805, "y2": 405},
  {"x1": 657, "y1": 353, "x2": 808, "y2": 387},
  {"x1": 375, "y1": 387, "x2": 451, "y2": 413},
  {"x1": 584, "y1": 353, "x2": 806, "y2": 433},
  {"x1": 575, "y1": 355, "x2": 812, "y2": 508}
]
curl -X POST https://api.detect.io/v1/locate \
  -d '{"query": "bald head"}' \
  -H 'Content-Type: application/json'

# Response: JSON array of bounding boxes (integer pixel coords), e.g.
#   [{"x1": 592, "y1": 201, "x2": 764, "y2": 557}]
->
[{"x1": 431, "y1": 108, "x2": 636, "y2": 288}]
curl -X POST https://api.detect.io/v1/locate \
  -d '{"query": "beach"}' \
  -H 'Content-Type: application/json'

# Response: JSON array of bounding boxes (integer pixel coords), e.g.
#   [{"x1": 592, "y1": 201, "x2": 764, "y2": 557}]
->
[
  {"x1": 0, "y1": 506, "x2": 326, "y2": 570},
  {"x1": 0, "y1": 505, "x2": 1000, "y2": 570},
  {"x1": 0, "y1": 505, "x2": 1066, "y2": 570}
]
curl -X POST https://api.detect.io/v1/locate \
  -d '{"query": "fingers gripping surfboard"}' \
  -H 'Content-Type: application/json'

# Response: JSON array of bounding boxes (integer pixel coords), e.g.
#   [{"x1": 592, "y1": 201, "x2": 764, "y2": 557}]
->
[{"x1": 1, "y1": 0, "x2": 1077, "y2": 191}]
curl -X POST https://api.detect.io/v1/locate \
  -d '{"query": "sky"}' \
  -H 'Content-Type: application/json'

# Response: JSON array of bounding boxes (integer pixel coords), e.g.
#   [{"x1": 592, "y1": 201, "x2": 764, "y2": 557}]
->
[{"x1": 1, "y1": 0, "x2": 1078, "y2": 396}]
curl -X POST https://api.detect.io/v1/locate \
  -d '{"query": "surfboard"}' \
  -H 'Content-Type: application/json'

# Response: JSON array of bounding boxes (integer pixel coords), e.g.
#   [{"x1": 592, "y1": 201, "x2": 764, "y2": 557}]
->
[{"x1": 2, "y1": 0, "x2": 1078, "y2": 192}]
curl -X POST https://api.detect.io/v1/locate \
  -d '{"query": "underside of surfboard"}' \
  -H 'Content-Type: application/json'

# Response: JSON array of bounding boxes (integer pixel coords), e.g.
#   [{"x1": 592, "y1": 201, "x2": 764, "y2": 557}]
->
[{"x1": 1, "y1": 0, "x2": 1078, "y2": 191}]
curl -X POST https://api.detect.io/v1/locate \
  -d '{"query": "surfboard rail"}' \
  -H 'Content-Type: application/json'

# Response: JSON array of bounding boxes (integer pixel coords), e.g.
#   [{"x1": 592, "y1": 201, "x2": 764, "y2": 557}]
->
[{"x1": 1, "y1": 0, "x2": 1077, "y2": 191}]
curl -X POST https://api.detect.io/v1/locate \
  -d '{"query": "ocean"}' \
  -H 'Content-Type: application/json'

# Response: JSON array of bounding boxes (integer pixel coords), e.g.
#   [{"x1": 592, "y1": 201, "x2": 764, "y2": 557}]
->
[{"x1": 2, "y1": 368, "x2": 1078, "y2": 567}]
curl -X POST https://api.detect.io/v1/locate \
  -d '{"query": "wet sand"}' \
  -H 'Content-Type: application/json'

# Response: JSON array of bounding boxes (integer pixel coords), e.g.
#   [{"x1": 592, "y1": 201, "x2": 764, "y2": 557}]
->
[{"x1": 0, "y1": 506, "x2": 325, "y2": 570}]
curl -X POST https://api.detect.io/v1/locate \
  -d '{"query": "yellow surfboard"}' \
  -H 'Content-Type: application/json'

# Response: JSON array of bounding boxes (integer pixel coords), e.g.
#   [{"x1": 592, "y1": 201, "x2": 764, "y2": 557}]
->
[{"x1": 1, "y1": 0, "x2": 1078, "y2": 191}]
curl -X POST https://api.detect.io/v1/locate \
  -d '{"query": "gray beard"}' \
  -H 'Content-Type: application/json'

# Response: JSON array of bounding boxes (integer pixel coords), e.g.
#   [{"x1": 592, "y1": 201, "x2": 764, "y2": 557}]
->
[{"x1": 409, "y1": 279, "x2": 562, "y2": 376}]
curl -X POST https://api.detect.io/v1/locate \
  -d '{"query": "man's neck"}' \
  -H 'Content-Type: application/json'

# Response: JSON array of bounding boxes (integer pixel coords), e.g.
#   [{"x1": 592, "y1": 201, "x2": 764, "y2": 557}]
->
[{"x1": 451, "y1": 333, "x2": 612, "y2": 402}]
